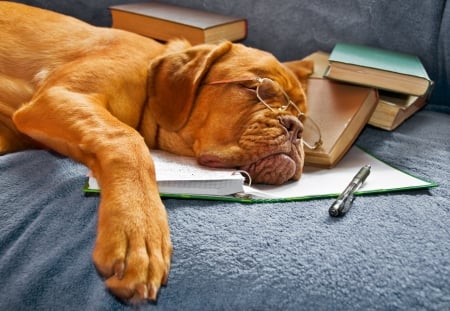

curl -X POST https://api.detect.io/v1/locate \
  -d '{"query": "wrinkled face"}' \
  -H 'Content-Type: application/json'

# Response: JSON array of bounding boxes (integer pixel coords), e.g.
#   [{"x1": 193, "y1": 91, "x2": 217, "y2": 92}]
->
[{"x1": 175, "y1": 45, "x2": 308, "y2": 185}]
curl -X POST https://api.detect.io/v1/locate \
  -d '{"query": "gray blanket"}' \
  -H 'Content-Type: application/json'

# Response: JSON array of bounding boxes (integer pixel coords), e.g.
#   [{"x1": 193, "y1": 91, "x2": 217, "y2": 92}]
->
[{"x1": 1, "y1": 110, "x2": 449, "y2": 310}]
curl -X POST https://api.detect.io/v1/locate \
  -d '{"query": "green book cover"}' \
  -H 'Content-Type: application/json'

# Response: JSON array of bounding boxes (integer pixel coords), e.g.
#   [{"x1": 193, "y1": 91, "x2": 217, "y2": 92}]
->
[
  {"x1": 329, "y1": 43, "x2": 430, "y2": 79},
  {"x1": 325, "y1": 43, "x2": 432, "y2": 95}
]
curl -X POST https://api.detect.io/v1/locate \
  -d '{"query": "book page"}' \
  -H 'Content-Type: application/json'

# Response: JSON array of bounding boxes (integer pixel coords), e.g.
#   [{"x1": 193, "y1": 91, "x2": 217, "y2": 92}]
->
[
  {"x1": 152, "y1": 150, "x2": 245, "y2": 195},
  {"x1": 245, "y1": 146, "x2": 435, "y2": 200},
  {"x1": 379, "y1": 90, "x2": 418, "y2": 108},
  {"x1": 87, "y1": 150, "x2": 245, "y2": 196},
  {"x1": 150, "y1": 150, "x2": 243, "y2": 181}
]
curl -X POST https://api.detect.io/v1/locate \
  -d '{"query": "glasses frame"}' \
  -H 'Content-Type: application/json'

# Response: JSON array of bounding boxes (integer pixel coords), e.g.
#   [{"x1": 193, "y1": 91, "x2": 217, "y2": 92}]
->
[{"x1": 205, "y1": 77, "x2": 323, "y2": 150}]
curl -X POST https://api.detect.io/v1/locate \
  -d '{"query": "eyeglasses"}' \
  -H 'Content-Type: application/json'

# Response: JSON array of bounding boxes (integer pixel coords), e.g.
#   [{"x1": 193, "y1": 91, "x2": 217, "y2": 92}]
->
[{"x1": 205, "y1": 77, "x2": 322, "y2": 150}]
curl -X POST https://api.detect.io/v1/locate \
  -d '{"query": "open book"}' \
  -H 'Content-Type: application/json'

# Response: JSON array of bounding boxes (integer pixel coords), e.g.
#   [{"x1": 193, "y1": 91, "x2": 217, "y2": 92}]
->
[{"x1": 84, "y1": 147, "x2": 436, "y2": 203}]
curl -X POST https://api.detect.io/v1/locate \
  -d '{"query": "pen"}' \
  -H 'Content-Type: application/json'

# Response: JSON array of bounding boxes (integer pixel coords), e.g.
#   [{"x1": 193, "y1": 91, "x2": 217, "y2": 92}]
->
[{"x1": 328, "y1": 164, "x2": 371, "y2": 217}]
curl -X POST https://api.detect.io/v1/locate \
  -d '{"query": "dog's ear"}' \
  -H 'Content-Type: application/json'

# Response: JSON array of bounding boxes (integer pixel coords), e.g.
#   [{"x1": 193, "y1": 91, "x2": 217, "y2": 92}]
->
[
  {"x1": 147, "y1": 41, "x2": 233, "y2": 131},
  {"x1": 283, "y1": 59, "x2": 314, "y2": 92}
]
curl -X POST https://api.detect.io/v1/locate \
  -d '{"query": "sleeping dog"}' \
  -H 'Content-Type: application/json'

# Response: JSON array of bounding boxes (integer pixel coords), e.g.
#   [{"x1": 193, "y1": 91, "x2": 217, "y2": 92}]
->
[{"x1": 0, "y1": 1, "x2": 313, "y2": 303}]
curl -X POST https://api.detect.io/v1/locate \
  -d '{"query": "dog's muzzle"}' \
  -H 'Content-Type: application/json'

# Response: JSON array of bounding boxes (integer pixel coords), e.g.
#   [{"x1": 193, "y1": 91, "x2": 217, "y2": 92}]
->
[{"x1": 240, "y1": 115, "x2": 304, "y2": 185}]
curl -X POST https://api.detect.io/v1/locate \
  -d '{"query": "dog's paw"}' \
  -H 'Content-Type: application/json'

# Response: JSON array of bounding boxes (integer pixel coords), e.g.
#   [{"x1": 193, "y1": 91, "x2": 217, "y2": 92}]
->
[{"x1": 92, "y1": 197, "x2": 172, "y2": 303}]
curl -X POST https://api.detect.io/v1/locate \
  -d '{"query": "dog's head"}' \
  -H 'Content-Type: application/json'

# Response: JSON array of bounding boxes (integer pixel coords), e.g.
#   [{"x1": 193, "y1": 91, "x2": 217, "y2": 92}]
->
[{"x1": 142, "y1": 40, "x2": 313, "y2": 185}]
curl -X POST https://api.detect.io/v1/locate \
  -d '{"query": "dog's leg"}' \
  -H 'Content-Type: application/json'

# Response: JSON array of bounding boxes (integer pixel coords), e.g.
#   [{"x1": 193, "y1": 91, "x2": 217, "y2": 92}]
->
[
  {"x1": 0, "y1": 122, "x2": 29, "y2": 154},
  {"x1": 0, "y1": 101, "x2": 34, "y2": 154},
  {"x1": 0, "y1": 77, "x2": 34, "y2": 154},
  {"x1": 13, "y1": 87, "x2": 172, "y2": 302}
]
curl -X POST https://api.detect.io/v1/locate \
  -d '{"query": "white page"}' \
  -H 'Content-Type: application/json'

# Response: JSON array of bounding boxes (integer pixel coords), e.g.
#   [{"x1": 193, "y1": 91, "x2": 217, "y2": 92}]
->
[
  {"x1": 87, "y1": 150, "x2": 245, "y2": 196},
  {"x1": 245, "y1": 146, "x2": 435, "y2": 199},
  {"x1": 151, "y1": 150, "x2": 243, "y2": 181}
]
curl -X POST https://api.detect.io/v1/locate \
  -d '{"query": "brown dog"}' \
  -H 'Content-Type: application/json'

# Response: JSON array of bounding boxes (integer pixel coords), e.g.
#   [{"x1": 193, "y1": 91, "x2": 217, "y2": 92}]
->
[{"x1": 0, "y1": 1, "x2": 313, "y2": 303}]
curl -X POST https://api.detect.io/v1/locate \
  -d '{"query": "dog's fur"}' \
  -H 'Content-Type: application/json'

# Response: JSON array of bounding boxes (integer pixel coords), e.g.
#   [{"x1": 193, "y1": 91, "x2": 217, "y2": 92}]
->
[{"x1": 0, "y1": 1, "x2": 313, "y2": 303}]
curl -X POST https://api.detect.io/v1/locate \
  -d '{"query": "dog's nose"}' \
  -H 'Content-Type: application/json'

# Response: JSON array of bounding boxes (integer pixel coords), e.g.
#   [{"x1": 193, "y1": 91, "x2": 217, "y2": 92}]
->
[{"x1": 279, "y1": 115, "x2": 303, "y2": 143}]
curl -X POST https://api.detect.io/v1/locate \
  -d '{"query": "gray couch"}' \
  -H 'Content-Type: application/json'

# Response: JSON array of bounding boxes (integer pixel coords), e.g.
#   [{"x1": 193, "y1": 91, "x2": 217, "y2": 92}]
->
[{"x1": 1, "y1": 1, "x2": 449, "y2": 310}]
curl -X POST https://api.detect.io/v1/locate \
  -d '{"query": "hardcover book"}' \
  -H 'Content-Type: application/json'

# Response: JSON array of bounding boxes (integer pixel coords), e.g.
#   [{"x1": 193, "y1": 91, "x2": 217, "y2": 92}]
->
[
  {"x1": 303, "y1": 78, "x2": 378, "y2": 168},
  {"x1": 324, "y1": 43, "x2": 432, "y2": 96},
  {"x1": 368, "y1": 90, "x2": 428, "y2": 131},
  {"x1": 109, "y1": 2, "x2": 247, "y2": 45}
]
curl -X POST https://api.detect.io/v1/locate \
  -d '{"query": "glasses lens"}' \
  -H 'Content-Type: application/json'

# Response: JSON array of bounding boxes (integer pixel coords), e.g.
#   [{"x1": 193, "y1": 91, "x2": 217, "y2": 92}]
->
[
  {"x1": 257, "y1": 79, "x2": 291, "y2": 110},
  {"x1": 301, "y1": 115, "x2": 322, "y2": 149},
  {"x1": 255, "y1": 78, "x2": 321, "y2": 149}
]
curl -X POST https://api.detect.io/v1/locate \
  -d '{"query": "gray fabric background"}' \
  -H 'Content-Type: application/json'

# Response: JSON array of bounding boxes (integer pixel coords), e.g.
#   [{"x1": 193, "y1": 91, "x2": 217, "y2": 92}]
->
[
  {"x1": 1, "y1": 111, "x2": 449, "y2": 310},
  {"x1": 1, "y1": 1, "x2": 449, "y2": 310}
]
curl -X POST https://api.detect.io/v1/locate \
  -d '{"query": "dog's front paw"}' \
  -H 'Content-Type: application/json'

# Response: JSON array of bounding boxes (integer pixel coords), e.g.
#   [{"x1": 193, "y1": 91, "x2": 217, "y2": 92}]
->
[{"x1": 92, "y1": 196, "x2": 172, "y2": 303}]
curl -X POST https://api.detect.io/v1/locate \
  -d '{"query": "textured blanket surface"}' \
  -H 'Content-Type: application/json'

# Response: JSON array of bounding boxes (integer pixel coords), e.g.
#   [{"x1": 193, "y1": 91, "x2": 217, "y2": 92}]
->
[{"x1": 1, "y1": 111, "x2": 449, "y2": 310}]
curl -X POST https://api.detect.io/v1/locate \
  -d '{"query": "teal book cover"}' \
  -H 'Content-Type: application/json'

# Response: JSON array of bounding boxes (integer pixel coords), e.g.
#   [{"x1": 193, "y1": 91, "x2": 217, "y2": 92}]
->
[
  {"x1": 326, "y1": 43, "x2": 432, "y2": 95},
  {"x1": 329, "y1": 43, "x2": 430, "y2": 79}
]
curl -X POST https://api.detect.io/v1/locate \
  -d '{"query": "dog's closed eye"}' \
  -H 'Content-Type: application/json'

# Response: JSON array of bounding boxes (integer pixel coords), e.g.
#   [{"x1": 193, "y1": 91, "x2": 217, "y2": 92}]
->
[
  {"x1": 238, "y1": 81, "x2": 258, "y2": 91},
  {"x1": 239, "y1": 85, "x2": 261, "y2": 105}
]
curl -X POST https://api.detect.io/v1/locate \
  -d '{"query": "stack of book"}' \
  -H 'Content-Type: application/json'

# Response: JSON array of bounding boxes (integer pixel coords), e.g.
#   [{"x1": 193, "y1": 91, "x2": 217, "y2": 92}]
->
[
  {"x1": 299, "y1": 45, "x2": 432, "y2": 167},
  {"x1": 323, "y1": 43, "x2": 432, "y2": 131},
  {"x1": 109, "y1": 2, "x2": 247, "y2": 45}
]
